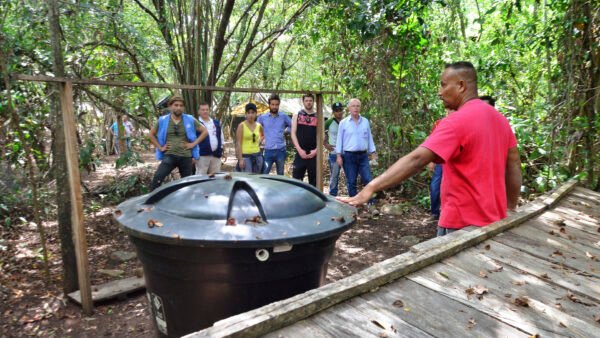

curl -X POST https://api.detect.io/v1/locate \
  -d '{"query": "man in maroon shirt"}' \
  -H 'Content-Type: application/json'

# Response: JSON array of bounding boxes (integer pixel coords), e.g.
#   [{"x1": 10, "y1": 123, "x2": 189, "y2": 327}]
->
[{"x1": 339, "y1": 61, "x2": 522, "y2": 236}]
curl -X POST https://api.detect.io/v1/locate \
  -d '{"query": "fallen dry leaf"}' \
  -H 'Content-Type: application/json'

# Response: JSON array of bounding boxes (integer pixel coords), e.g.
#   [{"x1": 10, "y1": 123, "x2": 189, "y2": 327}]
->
[
  {"x1": 465, "y1": 285, "x2": 488, "y2": 299},
  {"x1": 484, "y1": 244, "x2": 491, "y2": 250},
  {"x1": 566, "y1": 291, "x2": 595, "y2": 306},
  {"x1": 137, "y1": 206, "x2": 153, "y2": 213},
  {"x1": 585, "y1": 251, "x2": 598, "y2": 261},
  {"x1": 392, "y1": 300, "x2": 404, "y2": 308},
  {"x1": 114, "y1": 209, "x2": 122, "y2": 217},
  {"x1": 488, "y1": 265, "x2": 504, "y2": 273},
  {"x1": 528, "y1": 335, "x2": 541, "y2": 338},
  {"x1": 147, "y1": 219, "x2": 163, "y2": 228},
  {"x1": 504, "y1": 293, "x2": 513, "y2": 298},
  {"x1": 224, "y1": 173, "x2": 232, "y2": 180},
  {"x1": 438, "y1": 271, "x2": 449, "y2": 279},
  {"x1": 552, "y1": 250, "x2": 563, "y2": 256},
  {"x1": 555, "y1": 303, "x2": 562, "y2": 310},
  {"x1": 331, "y1": 216, "x2": 346, "y2": 223},
  {"x1": 245, "y1": 215, "x2": 266, "y2": 225},
  {"x1": 371, "y1": 320, "x2": 386, "y2": 330},
  {"x1": 511, "y1": 280, "x2": 526, "y2": 286},
  {"x1": 513, "y1": 296, "x2": 530, "y2": 307},
  {"x1": 559, "y1": 322, "x2": 567, "y2": 328},
  {"x1": 479, "y1": 270, "x2": 488, "y2": 278},
  {"x1": 554, "y1": 219, "x2": 566, "y2": 226},
  {"x1": 226, "y1": 218, "x2": 236, "y2": 226},
  {"x1": 549, "y1": 230, "x2": 556, "y2": 236},
  {"x1": 559, "y1": 227, "x2": 566, "y2": 234},
  {"x1": 467, "y1": 318, "x2": 476, "y2": 329},
  {"x1": 540, "y1": 273, "x2": 550, "y2": 279}
]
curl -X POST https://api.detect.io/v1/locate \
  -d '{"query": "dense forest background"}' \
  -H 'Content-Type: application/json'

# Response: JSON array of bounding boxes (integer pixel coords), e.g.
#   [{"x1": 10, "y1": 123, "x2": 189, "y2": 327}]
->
[{"x1": 1, "y1": 0, "x2": 598, "y2": 226}]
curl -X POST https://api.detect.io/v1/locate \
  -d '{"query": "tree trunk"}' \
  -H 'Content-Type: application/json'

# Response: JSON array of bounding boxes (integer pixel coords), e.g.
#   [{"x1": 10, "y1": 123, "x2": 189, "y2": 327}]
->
[{"x1": 47, "y1": 0, "x2": 78, "y2": 294}]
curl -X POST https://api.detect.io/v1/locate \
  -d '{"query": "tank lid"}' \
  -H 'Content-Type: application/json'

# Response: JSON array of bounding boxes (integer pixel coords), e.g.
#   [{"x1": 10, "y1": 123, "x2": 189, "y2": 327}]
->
[{"x1": 114, "y1": 173, "x2": 356, "y2": 247}]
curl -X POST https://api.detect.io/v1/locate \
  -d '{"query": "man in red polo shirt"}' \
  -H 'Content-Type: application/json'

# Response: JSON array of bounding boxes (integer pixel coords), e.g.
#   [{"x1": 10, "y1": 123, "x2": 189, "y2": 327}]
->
[{"x1": 339, "y1": 61, "x2": 522, "y2": 236}]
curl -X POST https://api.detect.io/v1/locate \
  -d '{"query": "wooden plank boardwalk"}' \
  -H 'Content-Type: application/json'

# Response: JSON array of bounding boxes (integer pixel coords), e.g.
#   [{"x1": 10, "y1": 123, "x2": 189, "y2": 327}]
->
[{"x1": 188, "y1": 182, "x2": 600, "y2": 337}]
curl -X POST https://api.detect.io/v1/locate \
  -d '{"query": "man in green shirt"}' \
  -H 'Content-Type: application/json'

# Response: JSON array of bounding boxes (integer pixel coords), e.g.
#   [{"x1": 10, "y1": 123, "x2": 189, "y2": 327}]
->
[
  {"x1": 149, "y1": 96, "x2": 208, "y2": 190},
  {"x1": 325, "y1": 102, "x2": 344, "y2": 196}
]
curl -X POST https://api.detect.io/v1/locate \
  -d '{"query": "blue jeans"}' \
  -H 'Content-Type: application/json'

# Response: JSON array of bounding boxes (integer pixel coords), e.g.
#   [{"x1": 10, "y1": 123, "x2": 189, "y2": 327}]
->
[
  {"x1": 342, "y1": 152, "x2": 372, "y2": 197},
  {"x1": 328, "y1": 153, "x2": 342, "y2": 196},
  {"x1": 263, "y1": 148, "x2": 286, "y2": 175},
  {"x1": 237, "y1": 152, "x2": 263, "y2": 173},
  {"x1": 430, "y1": 164, "x2": 442, "y2": 218}
]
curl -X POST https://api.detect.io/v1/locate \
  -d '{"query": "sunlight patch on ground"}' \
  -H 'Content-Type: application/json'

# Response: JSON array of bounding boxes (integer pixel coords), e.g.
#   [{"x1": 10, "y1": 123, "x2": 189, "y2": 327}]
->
[{"x1": 337, "y1": 241, "x2": 364, "y2": 254}]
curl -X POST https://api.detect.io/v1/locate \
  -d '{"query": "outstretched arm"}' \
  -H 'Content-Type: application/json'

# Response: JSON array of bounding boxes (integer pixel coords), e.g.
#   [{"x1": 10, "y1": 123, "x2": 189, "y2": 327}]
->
[
  {"x1": 338, "y1": 146, "x2": 439, "y2": 206},
  {"x1": 505, "y1": 146, "x2": 522, "y2": 211}
]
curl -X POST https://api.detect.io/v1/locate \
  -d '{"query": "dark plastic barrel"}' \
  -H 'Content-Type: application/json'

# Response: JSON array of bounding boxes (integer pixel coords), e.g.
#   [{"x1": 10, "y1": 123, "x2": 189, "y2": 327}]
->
[{"x1": 114, "y1": 173, "x2": 356, "y2": 337}]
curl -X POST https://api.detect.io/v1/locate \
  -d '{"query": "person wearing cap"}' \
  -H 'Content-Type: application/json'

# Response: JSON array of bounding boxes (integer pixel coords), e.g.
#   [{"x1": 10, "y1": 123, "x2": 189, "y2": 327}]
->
[
  {"x1": 257, "y1": 94, "x2": 292, "y2": 175},
  {"x1": 236, "y1": 103, "x2": 264, "y2": 173},
  {"x1": 149, "y1": 96, "x2": 208, "y2": 191},
  {"x1": 291, "y1": 93, "x2": 318, "y2": 186},
  {"x1": 335, "y1": 98, "x2": 377, "y2": 198},
  {"x1": 325, "y1": 102, "x2": 345, "y2": 196},
  {"x1": 338, "y1": 62, "x2": 522, "y2": 237},
  {"x1": 196, "y1": 102, "x2": 226, "y2": 175}
]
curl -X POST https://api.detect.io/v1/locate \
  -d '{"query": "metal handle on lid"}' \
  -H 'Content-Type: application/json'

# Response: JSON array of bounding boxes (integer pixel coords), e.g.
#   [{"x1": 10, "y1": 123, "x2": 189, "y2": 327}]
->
[{"x1": 226, "y1": 180, "x2": 268, "y2": 222}]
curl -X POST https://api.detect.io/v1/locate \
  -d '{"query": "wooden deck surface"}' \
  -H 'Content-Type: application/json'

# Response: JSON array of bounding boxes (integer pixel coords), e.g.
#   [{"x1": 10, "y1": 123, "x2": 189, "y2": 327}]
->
[{"x1": 189, "y1": 183, "x2": 600, "y2": 337}]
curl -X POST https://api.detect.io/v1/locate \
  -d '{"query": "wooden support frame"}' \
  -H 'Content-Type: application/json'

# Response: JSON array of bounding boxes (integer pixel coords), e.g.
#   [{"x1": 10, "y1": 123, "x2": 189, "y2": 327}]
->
[
  {"x1": 12, "y1": 74, "x2": 338, "y2": 94},
  {"x1": 316, "y1": 94, "x2": 324, "y2": 191},
  {"x1": 12, "y1": 73, "x2": 338, "y2": 314},
  {"x1": 59, "y1": 81, "x2": 93, "y2": 315}
]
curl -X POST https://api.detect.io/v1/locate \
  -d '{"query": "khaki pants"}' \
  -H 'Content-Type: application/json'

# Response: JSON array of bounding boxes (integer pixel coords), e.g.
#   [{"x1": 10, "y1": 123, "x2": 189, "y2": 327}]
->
[{"x1": 196, "y1": 156, "x2": 222, "y2": 175}]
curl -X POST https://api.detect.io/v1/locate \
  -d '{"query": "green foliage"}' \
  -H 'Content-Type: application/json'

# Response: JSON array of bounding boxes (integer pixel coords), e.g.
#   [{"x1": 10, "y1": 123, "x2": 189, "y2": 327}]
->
[
  {"x1": 101, "y1": 173, "x2": 150, "y2": 204},
  {"x1": 114, "y1": 150, "x2": 144, "y2": 170},
  {"x1": 79, "y1": 139, "x2": 102, "y2": 173}
]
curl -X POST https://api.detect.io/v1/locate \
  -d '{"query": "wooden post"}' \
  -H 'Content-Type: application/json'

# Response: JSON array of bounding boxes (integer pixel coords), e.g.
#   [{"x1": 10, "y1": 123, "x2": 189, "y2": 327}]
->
[
  {"x1": 316, "y1": 93, "x2": 324, "y2": 192},
  {"x1": 60, "y1": 81, "x2": 93, "y2": 315}
]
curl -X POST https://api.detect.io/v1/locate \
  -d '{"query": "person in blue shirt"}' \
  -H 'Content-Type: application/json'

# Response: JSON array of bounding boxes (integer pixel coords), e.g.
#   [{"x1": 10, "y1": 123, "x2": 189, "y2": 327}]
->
[
  {"x1": 109, "y1": 114, "x2": 134, "y2": 154},
  {"x1": 257, "y1": 94, "x2": 292, "y2": 175},
  {"x1": 335, "y1": 98, "x2": 377, "y2": 198},
  {"x1": 148, "y1": 96, "x2": 208, "y2": 191}
]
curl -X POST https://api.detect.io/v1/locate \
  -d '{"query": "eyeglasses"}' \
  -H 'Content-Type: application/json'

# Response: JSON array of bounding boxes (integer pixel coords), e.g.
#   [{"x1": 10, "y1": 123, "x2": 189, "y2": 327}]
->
[{"x1": 174, "y1": 123, "x2": 180, "y2": 136}]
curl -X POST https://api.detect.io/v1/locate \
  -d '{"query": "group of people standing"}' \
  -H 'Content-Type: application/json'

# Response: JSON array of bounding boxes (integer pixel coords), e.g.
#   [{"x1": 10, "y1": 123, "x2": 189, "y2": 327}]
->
[
  {"x1": 233, "y1": 94, "x2": 377, "y2": 199},
  {"x1": 147, "y1": 93, "x2": 377, "y2": 199}
]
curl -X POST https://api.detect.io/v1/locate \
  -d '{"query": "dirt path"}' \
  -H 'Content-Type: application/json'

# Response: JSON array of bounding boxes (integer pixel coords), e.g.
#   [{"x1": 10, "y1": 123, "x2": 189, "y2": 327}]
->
[{"x1": 0, "y1": 152, "x2": 435, "y2": 337}]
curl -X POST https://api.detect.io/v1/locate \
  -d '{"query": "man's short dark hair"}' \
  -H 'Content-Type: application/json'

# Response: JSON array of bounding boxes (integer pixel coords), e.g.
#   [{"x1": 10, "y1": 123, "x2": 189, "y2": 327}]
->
[
  {"x1": 198, "y1": 101, "x2": 210, "y2": 108},
  {"x1": 302, "y1": 93, "x2": 314, "y2": 101},
  {"x1": 480, "y1": 95, "x2": 496, "y2": 107},
  {"x1": 168, "y1": 96, "x2": 185, "y2": 106},
  {"x1": 444, "y1": 61, "x2": 475, "y2": 70},
  {"x1": 444, "y1": 61, "x2": 477, "y2": 85},
  {"x1": 268, "y1": 94, "x2": 280, "y2": 104}
]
